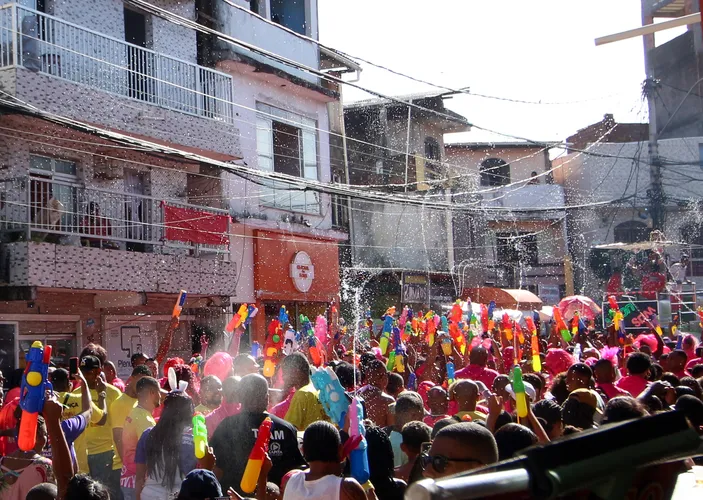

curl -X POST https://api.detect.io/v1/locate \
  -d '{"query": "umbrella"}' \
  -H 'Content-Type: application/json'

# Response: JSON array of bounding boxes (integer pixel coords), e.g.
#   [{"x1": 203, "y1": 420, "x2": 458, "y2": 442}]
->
[{"x1": 558, "y1": 295, "x2": 602, "y2": 320}]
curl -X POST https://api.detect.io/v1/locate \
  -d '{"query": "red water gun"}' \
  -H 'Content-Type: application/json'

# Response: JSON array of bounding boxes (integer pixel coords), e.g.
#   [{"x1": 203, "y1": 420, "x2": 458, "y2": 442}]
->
[
  {"x1": 525, "y1": 316, "x2": 541, "y2": 372},
  {"x1": 226, "y1": 303, "x2": 249, "y2": 333},
  {"x1": 571, "y1": 311, "x2": 580, "y2": 339},
  {"x1": 263, "y1": 320, "x2": 283, "y2": 377},
  {"x1": 480, "y1": 304, "x2": 489, "y2": 334},
  {"x1": 448, "y1": 322, "x2": 466, "y2": 354},
  {"x1": 552, "y1": 308, "x2": 572, "y2": 342},
  {"x1": 240, "y1": 417, "x2": 273, "y2": 494},
  {"x1": 449, "y1": 300, "x2": 463, "y2": 323},
  {"x1": 19, "y1": 342, "x2": 52, "y2": 451},
  {"x1": 502, "y1": 313, "x2": 513, "y2": 341}
]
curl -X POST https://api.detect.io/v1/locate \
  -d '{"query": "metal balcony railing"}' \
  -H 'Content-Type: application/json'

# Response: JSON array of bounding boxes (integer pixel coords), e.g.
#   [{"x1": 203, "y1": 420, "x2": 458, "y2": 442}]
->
[
  {"x1": 0, "y1": 4, "x2": 235, "y2": 123},
  {"x1": 0, "y1": 176, "x2": 230, "y2": 256}
]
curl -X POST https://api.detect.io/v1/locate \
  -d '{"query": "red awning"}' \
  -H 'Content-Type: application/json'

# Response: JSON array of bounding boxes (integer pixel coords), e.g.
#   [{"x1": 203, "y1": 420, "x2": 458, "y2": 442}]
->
[{"x1": 461, "y1": 287, "x2": 543, "y2": 311}]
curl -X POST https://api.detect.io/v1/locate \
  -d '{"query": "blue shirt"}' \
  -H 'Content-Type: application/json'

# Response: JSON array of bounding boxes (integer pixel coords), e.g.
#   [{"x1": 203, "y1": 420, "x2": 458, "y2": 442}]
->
[{"x1": 43, "y1": 414, "x2": 88, "y2": 468}]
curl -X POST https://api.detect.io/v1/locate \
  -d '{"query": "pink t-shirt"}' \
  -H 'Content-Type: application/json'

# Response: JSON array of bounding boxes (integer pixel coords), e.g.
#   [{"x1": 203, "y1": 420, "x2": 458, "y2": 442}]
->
[
  {"x1": 270, "y1": 391, "x2": 295, "y2": 419},
  {"x1": 685, "y1": 357, "x2": 702, "y2": 371},
  {"x1": 616, "y1": 375, "x2": 649, "y2": 397},
  {"x1": 454, "y1": 364, "x2": 499, "y2": 389},
  {"x1": 205, "y1": 401, "x2": 241, "y2": 436},
  {"x1": 597, "y1": 382, "x2": 631, "y2": 401}
]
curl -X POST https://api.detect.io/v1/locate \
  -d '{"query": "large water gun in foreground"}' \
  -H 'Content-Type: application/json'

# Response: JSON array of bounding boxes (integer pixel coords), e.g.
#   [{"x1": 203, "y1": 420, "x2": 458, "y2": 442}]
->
[
  {"x1": 525, "y1": 316, "x2": 541, "y2": 372},
  {"x1": 311, "y1": 366, "x2": 350, "y2": 428},
  {"x1": 240, "y1": 417, "x2": 273, "y2": 494},
  {"x1": 512, "y1": 365, "x2": 528, "y2": 419},
  {"x1": 379, "y1": 314, "x2": 394, "y2": 355},
  {"x1": 263, "y1": 320, "x2": 284, "y2": 377},
  {"x1": 226, "y1": 303, "x2": 249, "y2": 333},
  {"x1": 18, "y1": 341, "x2": 52, "y2": 451},
  {"x1": 193, "y1": 413, "x2": 208, "y2": 459},
  {"x1": 300, "y1": 315, "x2": 322, "y2": 366},
  {"x1": 552, "y1": 307, "x2": 572, "y2": 343},
  {"x1": 172, "y1": 290, "x2": 187, "y2": 318},
  {"x1": 349, "y1": 397, "x2": 370, "y2": 484}
]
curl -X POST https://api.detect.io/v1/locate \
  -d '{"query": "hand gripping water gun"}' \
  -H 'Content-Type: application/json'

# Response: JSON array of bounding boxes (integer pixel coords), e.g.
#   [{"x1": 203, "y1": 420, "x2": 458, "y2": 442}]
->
[
  {"x1": 193, "y1": 413, "x2": 208, "y2": 459},
  {"x1": 300, "y1": 315, "x2": 322, "y2": 366},
  {"x1": 525, "y1": 316, "x2": 541, "y2": 372},
  {"x1": 512, "y1": 365, "x2": 528, "y2": 419},
  {"x1": 226, "y1": 303, "x2": 249, "y2": 333},
  {"x1": 240, "y1": 417, "x2": 273, "y2": 494},
  {"x1": 243, "y1": 305, "x2": 259, "y2": 328},
  {"x1": 18, "y1": 341, "x2": 52, "y2": 451},
  {"x1": 263, "y1": 320, "x2": 283, "y2": 377},
  {"x1": 502, "y1": 313, "x2": 513, "y2": 341},
  {"x1": 311, "y1": 366, "x2": 350, "y2": 427},
  {"x1": 446, "y1": 361, "x2": 456, "y2": 385},
  {"x1": 552, "y1": 307, "x2": 572, "y2": 342},
  {"x1": 379, "y1": 314, "x2": 394, "y2": 355},
  {"x1": 172, "y1": 290, "x2": 187, "y2": 318},
  {"x1": 349, "y1": 397, "x2": 370, "y2": 484}
]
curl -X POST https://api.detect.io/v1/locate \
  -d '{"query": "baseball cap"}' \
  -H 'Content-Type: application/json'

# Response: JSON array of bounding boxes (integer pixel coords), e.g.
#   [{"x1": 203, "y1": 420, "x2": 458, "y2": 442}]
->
[
  {"x1": 568, "y1": 389, "x2": 604, "y2": 415},
  {"x1": 177, "y1": 469, "x2": 222, "y2": 500},
  {"x1": 505, "y1": 381, "x2": 536, "y2": 402},
  {"x1": 80, "y1": 355, "x2": 101, "y2": 371}
]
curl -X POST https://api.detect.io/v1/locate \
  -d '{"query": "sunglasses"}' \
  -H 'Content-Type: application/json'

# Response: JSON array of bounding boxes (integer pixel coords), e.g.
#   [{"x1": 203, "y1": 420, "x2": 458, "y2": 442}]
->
[{"x1": 420, "y1": 452, "x2": 483, "y2": 473}]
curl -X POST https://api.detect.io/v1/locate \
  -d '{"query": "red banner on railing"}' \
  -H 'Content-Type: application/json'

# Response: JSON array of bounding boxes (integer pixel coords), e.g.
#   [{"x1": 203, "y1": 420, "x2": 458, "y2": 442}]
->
[{"x1": 163, "y1": 203, "x2": 230, "y2": 246}]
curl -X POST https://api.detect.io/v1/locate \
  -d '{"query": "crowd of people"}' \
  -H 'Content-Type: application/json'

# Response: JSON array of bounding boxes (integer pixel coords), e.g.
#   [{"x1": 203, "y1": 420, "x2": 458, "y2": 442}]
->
[{"x1": 1, "y1": 306, "x2": 703, "y2": 500}]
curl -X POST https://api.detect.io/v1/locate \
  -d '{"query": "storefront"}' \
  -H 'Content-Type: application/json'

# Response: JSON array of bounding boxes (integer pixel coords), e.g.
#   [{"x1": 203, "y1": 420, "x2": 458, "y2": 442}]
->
[{"x1": 251, "y1": 230, "x2": 340, "y2": 343}]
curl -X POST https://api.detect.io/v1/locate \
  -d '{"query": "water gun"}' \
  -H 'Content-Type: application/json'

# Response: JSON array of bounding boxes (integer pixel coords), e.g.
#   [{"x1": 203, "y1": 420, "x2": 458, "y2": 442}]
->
[
  {"x1": 487, "y1": 301, "x2": 496, "y2": 331},
  {"x1": 314, "y1": 315, "x2": 328, "y2": 346},
  {"x1": 446, "y1": 361, "x2": 455, "y2": 385},
  {"x1": 441, "y1": 334, "x2": 452, "y2": 356},
  {"x1": 385, "y1": 306, "x2": 397, "y2": 317},
  {"x1": 440, "y1": 315, "x2": 449, "y2": 333},
  {"x1": 512, "y1": 365, "x2": 528, "y2": 419},
  {"x1": 189, "y1": 354, "x2": 203, "y2": 376},
  {"x1": 571, "y1": 312, "x2": 580, "y2": 339},
  {"x1": 698, "y1": 307, "x2": 703, "y2": 330},
  {"x1": 392, "y1": 326, "x2": 405, "y2": 373},
  {"x1": 172, "y1": 290, "x2": 187, "y2": 318},
  {"x1": 193, "y1": 413, "x2": 208, "y2": 459},
  {"x1": 552, "y1": 307, "x2": 572, "y2": 342},
  {"x1": 514, "y1": 321, "x2": 525, "y2": 344},
  {"x1": 425, "y1": 311, "x2": 437, "y2": 346},
  {"x1": 263, "y1": 320, "x2": 283, "y2": 377},
  {"x1": 282, "y1": 328, "x2": 298, "y2": 356},
  {"x1": 379, "y1": 314, "x2": 393, "y2": 355},
  {"x1": 449, "y1": 322, "x2": 466, "y2": 354},
  {"x1": 301, "y1": 315, "x2": 322, "y2": 366},
  {"x1": 349, "y1": 397, "x2": 370, "y2": 484},
  {"x1": 650, "y1": 314, "x2": 663, "y2": 336},
  {"x1": 18, "y1": 341, "x2": 52, "y2": 451},
  {"x1": 279, "y1": 306, "x2": 289, "y2": 326},
  {"x1": 240, "y1": 417, "x2": 273, "y2": 494},
  {"x1": 402, "y1": 321, "x2": 412, "y2": 342},
  {"x1": 251, "y1": 341, "x2": 260, "y2": 359},
  {"x1": 399, "y1": 306, "x2": 409, "y2": 329},
  {"x1": 480, "y1": 303, "x2": 489, "y2": 334},
  {"x1": 573, "y1": 343, "x2": 582, "y2": 363},
  {"x1": 311, "y1": 366, "x2": 350, "y2": 427},
  {"x1": 407, "y1": 372, "x2": 417, "y2": 391},
  {"x1": 226, "y1": 303, "x2": 249, "y2": 333},
  {"x1": 525, "y1": 316, "x2": 541, "y2": 372},
  {"x1": 607, "y1": 296, "x2": 624, "y2": 334},
  {"x1": 243, "y1": 305, "x2": 259, "y2": 328},
  {"x1": 449, "y1": 300, "x2": 463, "y2": 323},
  {"x1": 676, "y1": 334, "x2": 683, "y2": 350},
  {"x1": 502, "y1": 313, "x2": 513, "y2": 341}
]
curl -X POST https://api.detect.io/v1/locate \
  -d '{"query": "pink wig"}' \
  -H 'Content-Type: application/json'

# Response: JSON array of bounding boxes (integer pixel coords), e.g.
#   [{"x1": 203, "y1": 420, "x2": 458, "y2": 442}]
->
[{"x1": 545, "y1": 348, "x2": 573, "y2": 377}]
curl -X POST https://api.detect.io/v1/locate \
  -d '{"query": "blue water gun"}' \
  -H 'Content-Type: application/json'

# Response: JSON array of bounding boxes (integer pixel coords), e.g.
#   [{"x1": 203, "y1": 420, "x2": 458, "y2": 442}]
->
[
  {"x1": 311, "y1": 366, "x2": 350, "y2": 428},
  {"x1": 349, "y1": 397, "x2": 370, "y2": 483},
  {"x1": 407, "y1": 372, "x2": 417, "y2": 390},
  {"x1": 393, "y1": 326, "x2": 405, "y2": 373},
  {"x1": 446, "y1": 361, "x2": 456, "y2": 385},
  {"x1": 279, "y1": 306, "x2": 289, "y2": 326},
  {"x1": 441, "y1": 315, "x2": 449, "y2": 332},
  {"x1": 243, "y1": 305, "x2": 259, "y2": 328},
  {"x1": 379, "y1": 315, "x2": 393, "y2": 355},
  {"x1": 19, "y1": 341, "x2": 52, "y2": 451}
]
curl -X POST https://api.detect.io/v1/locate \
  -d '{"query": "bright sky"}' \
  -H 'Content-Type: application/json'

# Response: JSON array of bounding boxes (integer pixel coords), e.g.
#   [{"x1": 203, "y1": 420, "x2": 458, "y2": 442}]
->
[{"x1": 319, "y1": 0, "x2": 684, "y2": 143}]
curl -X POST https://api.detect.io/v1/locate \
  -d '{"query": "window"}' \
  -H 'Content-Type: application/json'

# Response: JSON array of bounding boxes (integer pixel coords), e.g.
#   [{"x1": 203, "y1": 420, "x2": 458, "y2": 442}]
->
[
  {"x1": 681, "y1": 224, "x2": 703, "y2": 276},
  {"x1": 424, "y1": 137, "x2": 441, "y2": 161},
  {"x1": 614, "y1": 220, "x2": 651, "y2": 244},
  {"x1": 270, "y1": 0, "x2": 307, "y2": 35},
  {"x1": 29, "y1": 155, "x2": 79, "y2": 230},
  {"x1": 256, "y1": 103, "x2": 319, "y2": 213},
  {"x1": 480, "y1": 158, "x2": 510, "y2": 186},
  {"x1": 496, "y1": 232, "x2": 538, "y2": 266}
]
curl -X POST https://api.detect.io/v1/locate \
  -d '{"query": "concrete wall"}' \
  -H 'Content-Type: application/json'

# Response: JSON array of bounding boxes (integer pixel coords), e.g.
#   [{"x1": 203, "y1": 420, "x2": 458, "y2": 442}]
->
[{"x1": 446, "y1": 145, "x2": 551, "y2": 187}]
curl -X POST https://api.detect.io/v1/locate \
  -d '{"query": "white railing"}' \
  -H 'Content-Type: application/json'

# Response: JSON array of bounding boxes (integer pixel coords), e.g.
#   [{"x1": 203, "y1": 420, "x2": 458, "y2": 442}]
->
[
  {"x1": 260, "y1": 180, "x2": 322, "y2": 214},
  {"x1": 0, "y1": 176, "x2": 230, "y2": 255},
  {"x1": 0, "y1": 4, "x2": 235, "y2": 123}
]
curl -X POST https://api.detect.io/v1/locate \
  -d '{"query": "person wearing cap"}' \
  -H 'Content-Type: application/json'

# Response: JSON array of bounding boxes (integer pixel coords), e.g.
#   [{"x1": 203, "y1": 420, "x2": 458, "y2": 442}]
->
[
  {"x1": 76, "y1": 354, "x2": 123, "y2": 500},
  {"x1": 176, "y1": 470, "x2": 222, "y2": 500},
  {"x1": 562, "y1": 389, "x2": 603, "y2": 430}
]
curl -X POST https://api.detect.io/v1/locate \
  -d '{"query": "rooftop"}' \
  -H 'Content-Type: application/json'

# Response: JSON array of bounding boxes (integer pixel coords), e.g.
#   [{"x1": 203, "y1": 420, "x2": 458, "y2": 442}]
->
[{"x1": 446, "y1": 141, "x2": 558, "y2": 149}]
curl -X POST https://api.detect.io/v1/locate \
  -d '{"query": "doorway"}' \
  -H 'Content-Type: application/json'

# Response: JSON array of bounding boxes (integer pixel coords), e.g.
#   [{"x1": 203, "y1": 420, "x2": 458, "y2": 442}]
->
[
  {"x1": 124, "y1": 169, "x2": 149, "y2": 251},
  {"x1": 124, "y1": 8, "x2": 153, "y2": 101}
]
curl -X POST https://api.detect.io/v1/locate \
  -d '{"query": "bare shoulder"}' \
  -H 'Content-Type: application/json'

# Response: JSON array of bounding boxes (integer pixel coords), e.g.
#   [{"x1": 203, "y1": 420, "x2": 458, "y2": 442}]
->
[{"x1": 341, "y1": 478, "x2": 367, "y2": 500}]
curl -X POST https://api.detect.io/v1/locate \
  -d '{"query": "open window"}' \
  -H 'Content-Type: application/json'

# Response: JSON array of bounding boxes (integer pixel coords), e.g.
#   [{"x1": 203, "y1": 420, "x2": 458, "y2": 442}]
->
[
  {"x1": 270, "y1": 0, "x2": 307, "y2": 35},
  {"x1": 480, "y1": 158, "x2": 510, "y2": 186}
]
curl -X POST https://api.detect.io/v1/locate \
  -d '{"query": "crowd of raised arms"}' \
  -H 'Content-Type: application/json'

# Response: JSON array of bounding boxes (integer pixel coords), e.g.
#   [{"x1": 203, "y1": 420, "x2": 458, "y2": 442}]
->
[{"x1": 1, "y1": 303, "x2": 703, "y2": 500}]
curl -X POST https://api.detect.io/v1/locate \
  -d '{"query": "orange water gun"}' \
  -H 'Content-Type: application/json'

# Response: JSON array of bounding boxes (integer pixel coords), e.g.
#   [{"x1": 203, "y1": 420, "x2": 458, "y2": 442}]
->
[
  {"x1": 525, "y1": 316, "x2": 541, "y2": 372},
  {"x1": 571, "y1": 311, "x2": 580, "y2": 339},
  {"x1": 698, "y1": 307, "x2": 703, "y2": 330},
  {"x1": 172, "y1": 290, "x2": 187, "y2": 318},
  {"x1": 552, "y1": 308, "x2": 572, "y2": 342},
  {"x1": 514, "y1": 321, "x2": 525, "y2": 344},
  {"x1": 425, "y1": 311, "x2": 437, "y2": 346},
  {"x1": 240, "y1": 417, "x2": 273, "y2": 493},
  {"x1": 502, "y1": 313, "x2": 513, "y2": 341},
  {"x1": 263, "y1": 320, "x2": 283, "y2": 377},
  {"x1": 449, "y1": 322, "x2": 466, "y2": 354},
  {"x1": 449, "y1": 300, "x2": 463, "y2": 323}
]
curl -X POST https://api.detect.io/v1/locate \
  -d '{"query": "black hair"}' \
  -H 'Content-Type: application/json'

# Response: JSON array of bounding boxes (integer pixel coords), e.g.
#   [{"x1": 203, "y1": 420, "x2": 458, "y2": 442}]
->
[
  {"x1": 431, "y1": 418, "x2": 457, "y2": 439},
  {"x1": 132, "y1": 364, "x2": 152, "y2": 377},
  {"x1": 523, "y1": 373, "x2": 543, "y2": 394},
  {"x1": 625, "y1": 352, "x2": 652, "y2": 375},
  {"x1": 302, "y1": 421, "x2": 340, "y2": 463},
  {"x1": 386, "y1": 372, "x2": 404, "y2": 394},
  {"x1": 145, "y1": 391, "x2": 195, "y2": 490},
  {"x1": 561, "y1": 398, "x2": 595, "y2": 429},
  {"x1": 136, "y1": 376, "x2": 160, "y2": 395},
  {"x1": 401, "y1": 421, "x2": 431, "y2": 454},
  {"x1": 131, "y1": 352, "x2": 148, "y2": 365},
  {"x1": 691, "y1": 365, "x2": 703, "y2": 378},
  {"x1": 675, "y1": 394, "x2": 703, "y2": 430},
  {"x1": 395, "y1": 392, "x2": 424, "y2": 415},
  {"x1": 280, "y1": 353, "x2": 310, "y2": 381},
  {"x1": 678, "y1": 377, "x2": 703, "y2": 400},
  {"x1": 669, "y1": 349, "x2": 688, "y2": 361},
  {"x1": 200, "y1": 375, "x2": 222, "y2": 390},
  {"x1": 492, "y1": 374, "x2": 510, "y2": 393},
  {"x1": 222, "y1": 376, "x2": 241, "y2": 404},
  {"x1": 238, "y1": 374, "x2": 269, "y2": 412},
  {"x1": 549, "y1": 373, "x2": 570, "y2": 405},
  {"x1": 494, "y1": 411, "x2": 513, "y2": 433},
  {"x1": 50, "y1": 368, "x2": 70, "y2": 391},
  {"x1": 26, "y1": 483, "x2": 57, "y2": 500},
  {"x1": 80, "y1": 343, "x2": 107, "y2": 366},
  {"x1": 532, "y1": 399, "x2": 562, "y2": 435},
  {"x1": 568, "y1": 363, "x2": 593, "y2": 378},
  {"x1": 661, "y1": 372, "x2": 681, "y2": 387},
  {"x1": 333, "y1": 362, "x2": 359, "y2": 390},
  {"x1": 365, "y1": 423, "x2": 404, "y2": 499},
  {"x1": 433, "y1": 422, "x2": 499, "y2": 466},
  {"x1": 494, "y1": 423, "x2": 537, "y2": 461},
  {"x1": 602, "y1": 396, "x2": 648, "y2": 425},
  {"x1": 640, "y1": 395, "x2": 663, "y2": 414},
  {"x1": 675, "y1": 386, "x2": 696, "y2": 399},
  {"x1": 66, "y1": 474, "x2": 109, "y2": 500},
  {"x1": 649, "y1": 363, "x2": 663, "y2": 381}
]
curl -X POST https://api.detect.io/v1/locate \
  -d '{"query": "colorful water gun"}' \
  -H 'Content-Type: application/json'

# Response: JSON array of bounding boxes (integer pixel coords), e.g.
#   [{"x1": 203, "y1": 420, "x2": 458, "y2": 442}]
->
[
  {"x1": 189, "y1": 354, "x2": 203, "y2": 376},
  {"x1": 392, "y1": 326, "x2": 405, "y2": 373},
  {"x1": 552, "y1": 307, "x2": 572, "y2": 342},
  {"x1": 525, "y1": 316, "x2": 541, "y2": 372},
  {"x1": 18, "y1": 341, "x2": 52, "y2": 451},
  {"x1": 448, "y1": 322, "x2": 466, "y2": 354},
  {"x1": 425, "y1": 311, "x2": 437, "y2": 346},
  {"x1": 407, "y1": 372, "x2": 417, "y2": 391},
  {"x1": 399, "y1": 306, "x2": 409, "y2": 330},
  {"x1": 193, "y1": 413, "x2": 208, "y2": 459},
  {"x1": 402, "y1": 321, "x2": 412, "y2": 342},
  {"x1": 607, "y1": 296, "x2": 624, "y2": 335},
  {"x1": 240, "y1": 417, "x2": 273, "y2": 494},
  {"x1": 571, "y1": 312, "x2": 580, "y2": 339},
  {"x1": 446, "y1": 361, "x2": 455, "y2": 385},
  {"x1": 263, "y1": 320, "x2": 283, "y2": 377},
  {"x1": 676, "y1": 334, "x2": 683, "y2": 350},
  {"x1": 440, "y1": 315, "x2": 449, "y2": 333},
  {"x1": 379, "y1": 314, "x2": 394, "y2": 355},
  {"x1": 502, "y1": 313, "x2": 513, "y2": 341},
  {"x1": 314, "y1": 315, "x2": 328, "y2": 346},
  {"x1": 226, "y1": 303, "x2": 249, "y2": 333},
  {"x1": 300, "y1": 315, "x2": 321, "y2": 366},
  {"x1": 449, "y1": 300, "x2": 463, "y2": 323},
  {"x1": 573, "y1": 343, "x2": 582, "y2": 363},
  {"x1": 441, "y1": 334, "x2": 452, "y2": 356},
  {"x1": 480, "y1": 303, "x2": 489, "y2": 334},
  {"x1": 279, "y1": 306, "x2": 289, "y2": 326},
  {"x1": 311, "y1": 366, "x2": 350, "y2": 427},
  {"x1": 172, "y1": 290, "x2": 187, "y2": 318},
  {"x1": 251, "y1": 341, "x2": 260, "y2": 359},
  {"x1": 243, "y1": 305, "x2": 259, "y2": 328},
  {"x1": 514, "y1": 321, "x2": 525, "y2": 344},
  {"x1": 698, "y1": 307, "x2": 703, "y2": 330},
  {"x1": 487, "y1": 301, "x2": 496, "y2": 331},
  {"x1": 650, "y1": 314, "x2": 663, "y2": 336},
  {"x1": 349, "y1": 397, "x2": 370, "y2": 484},
  {"x1": 512, "y1": 365, "x2": 528, "y2": 419}
]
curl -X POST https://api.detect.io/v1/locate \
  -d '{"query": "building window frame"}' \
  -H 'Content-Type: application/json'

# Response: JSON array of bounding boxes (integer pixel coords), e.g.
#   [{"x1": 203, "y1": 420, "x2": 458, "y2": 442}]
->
[{"x1": 480, "y1": 158, "x2": 510, "y2": 187}]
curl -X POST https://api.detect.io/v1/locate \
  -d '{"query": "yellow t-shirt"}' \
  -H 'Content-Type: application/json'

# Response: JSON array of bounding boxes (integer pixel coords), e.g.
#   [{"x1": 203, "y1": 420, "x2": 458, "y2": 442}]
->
[
  {"x1": 284, "y1": 383, "x2": 330, "y2": 431},
  {"x1": 194, "y1": 404, "x2": 217, "y2": 415},
  {"x1": 110, "y1": 393, "x2": 138, "y2": 470},
  {"x1": 454, "y1": 410, "x2": 488, "y2": 422},
  {"x1": 73, "y1": 384, "x2": 122, "y2": 462},
  {"x1": 120, "y1": 406, "x2": 156, "y2": 487},
  {"x1": 56, "y1": 390, "x2": 106, "y2": 474}
]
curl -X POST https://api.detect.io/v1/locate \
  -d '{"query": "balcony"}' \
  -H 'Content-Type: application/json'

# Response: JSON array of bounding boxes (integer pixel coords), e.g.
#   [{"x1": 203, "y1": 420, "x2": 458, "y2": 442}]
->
[
  {"x1": 0, "y1": 4, "x2": 235, "y2": 123},
  {"x1": 0, "y1": 176, "x2": 236, "y2": 295},
  {"x1": 480, "y1": 184, "x2": 565, "y2": 220}
]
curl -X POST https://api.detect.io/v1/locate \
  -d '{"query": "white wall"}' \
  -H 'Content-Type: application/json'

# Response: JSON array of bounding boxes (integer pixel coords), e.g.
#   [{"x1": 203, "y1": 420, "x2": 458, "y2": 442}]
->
[{"x1": 446, "y1": 145, "x2": 551, "y2": 188}]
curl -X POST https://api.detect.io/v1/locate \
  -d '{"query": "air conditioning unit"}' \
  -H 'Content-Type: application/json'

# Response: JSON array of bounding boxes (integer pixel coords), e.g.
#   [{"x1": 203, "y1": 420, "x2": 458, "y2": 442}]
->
[{"x1": 93, "y1": 155, "x2": 123, "y2": 180}]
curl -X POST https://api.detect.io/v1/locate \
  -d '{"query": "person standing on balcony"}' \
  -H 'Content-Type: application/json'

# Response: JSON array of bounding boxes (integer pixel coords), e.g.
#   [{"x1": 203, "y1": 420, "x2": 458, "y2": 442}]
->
[{"x1": 81, "y1": 202, "x2": 118, "y2": 249}]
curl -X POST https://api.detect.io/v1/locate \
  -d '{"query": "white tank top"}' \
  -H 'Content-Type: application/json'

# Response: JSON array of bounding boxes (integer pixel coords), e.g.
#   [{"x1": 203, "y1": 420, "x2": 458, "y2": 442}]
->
[{"x1": 283, "y1": 472, "x2": 342, "y2": 500}]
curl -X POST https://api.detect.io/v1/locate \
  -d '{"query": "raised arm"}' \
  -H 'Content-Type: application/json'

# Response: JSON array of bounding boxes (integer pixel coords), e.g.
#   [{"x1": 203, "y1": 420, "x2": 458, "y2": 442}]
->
[{"x1": 155, "y1": 316, "x2": 180, "y2": 365}]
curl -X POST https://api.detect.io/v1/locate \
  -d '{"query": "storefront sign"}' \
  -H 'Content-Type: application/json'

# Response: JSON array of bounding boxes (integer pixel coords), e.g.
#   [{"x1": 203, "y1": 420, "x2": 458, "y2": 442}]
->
[
  {"x1": 538, "y1": 284, "x2": 561, "y2": 306},
  {"x1": 402, "y1": 272, "x2": 429, "y2": 304},
  {"x1": 290, "y1": 251, "x2": 315, "y2": 293},
  {"x1": 602, "y1": 299, "x2": 659, "y2": 331}
]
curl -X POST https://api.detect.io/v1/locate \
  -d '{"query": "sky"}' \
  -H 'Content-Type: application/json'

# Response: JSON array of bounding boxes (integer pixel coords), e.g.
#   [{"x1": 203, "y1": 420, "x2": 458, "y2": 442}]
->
[{"x1": 319, "y1": 0, "x2": 685, "y2": 143}]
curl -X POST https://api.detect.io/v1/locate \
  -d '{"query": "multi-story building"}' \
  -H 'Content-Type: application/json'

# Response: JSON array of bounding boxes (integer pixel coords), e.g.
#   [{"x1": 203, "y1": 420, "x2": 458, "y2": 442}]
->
[
  {"x1": 0, "y1": 0, "x2": 353, "y2": 373},
  {"x1": 445, "y1": 142, "x2": 569, "y2": 304}
]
